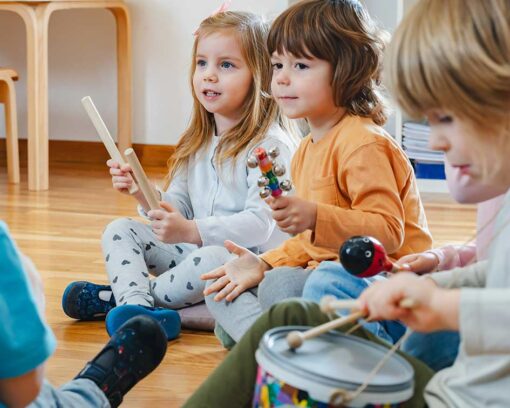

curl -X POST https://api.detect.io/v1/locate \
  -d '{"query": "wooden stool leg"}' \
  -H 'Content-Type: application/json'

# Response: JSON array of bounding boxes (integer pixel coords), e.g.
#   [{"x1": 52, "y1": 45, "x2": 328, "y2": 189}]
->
[
  {"x1": 110, "y1": 5, "x2": 132, "y2": 154},
  {"x1": 25, "y1": 4, "x2": 51, "y2": 191},
  {"x1": 0, "y1": 80, "x2": 20, "y2": 184}
]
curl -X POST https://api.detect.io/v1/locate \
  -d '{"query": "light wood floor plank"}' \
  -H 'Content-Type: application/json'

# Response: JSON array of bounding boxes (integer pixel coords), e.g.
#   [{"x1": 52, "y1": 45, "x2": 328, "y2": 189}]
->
[{"x1": 0, "y1": 164, "x2": 476, "y2": 407}]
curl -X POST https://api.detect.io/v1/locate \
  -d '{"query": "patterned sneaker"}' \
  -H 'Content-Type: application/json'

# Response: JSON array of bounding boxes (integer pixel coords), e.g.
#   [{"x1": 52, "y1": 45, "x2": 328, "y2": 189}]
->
[
  {"x1": 106, "y1": 304, "x2": 181, "y2": 341},
  {"x1": 75, "y1": 315, "x2": 167, "y2": 408},
  {"x1": 62, "y1": 281, "x2": 116, "y2": 320}
]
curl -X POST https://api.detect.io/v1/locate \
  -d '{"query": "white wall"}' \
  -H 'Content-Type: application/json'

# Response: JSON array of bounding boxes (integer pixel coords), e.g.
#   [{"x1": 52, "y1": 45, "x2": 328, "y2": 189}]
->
[{"x1": 0, "y1": 0, "x2": 287, "y2": 145}]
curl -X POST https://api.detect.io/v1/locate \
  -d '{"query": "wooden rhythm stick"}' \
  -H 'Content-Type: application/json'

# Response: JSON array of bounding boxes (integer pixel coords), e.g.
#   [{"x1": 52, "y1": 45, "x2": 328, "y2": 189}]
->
[
  {"x1": 287, "y1": 311, "x2": 365, "y2": 349},
  {"x1": 320, "y1": 295, "x2": 416, "y2": 314},
  {"x1": 124, "y1": 148, "x2": 160, "y2": 210},
  {"x1": 287, "y1": 296, "x2": 417, "y2": 349},
  {"x1": 81, "y1": 96, "x2": 138, "y2": 195}
]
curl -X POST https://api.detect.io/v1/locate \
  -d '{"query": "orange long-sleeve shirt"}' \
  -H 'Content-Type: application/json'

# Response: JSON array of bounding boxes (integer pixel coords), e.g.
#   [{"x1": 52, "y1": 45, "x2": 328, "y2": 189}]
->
[{"x1": 260, "y1": 115, "x2": 432, "y2": 269}]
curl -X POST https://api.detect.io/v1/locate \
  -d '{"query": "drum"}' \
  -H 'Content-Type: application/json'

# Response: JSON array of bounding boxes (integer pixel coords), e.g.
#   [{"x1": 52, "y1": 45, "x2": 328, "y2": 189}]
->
[{"x1": 253, "y1": 326, "x2": 414, "y2": 407}]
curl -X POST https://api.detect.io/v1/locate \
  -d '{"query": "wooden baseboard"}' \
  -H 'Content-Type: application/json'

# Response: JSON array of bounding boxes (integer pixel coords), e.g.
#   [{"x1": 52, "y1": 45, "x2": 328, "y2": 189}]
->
[{"x1": 0, "y1": 139, "x2": 174, "y2": 169}]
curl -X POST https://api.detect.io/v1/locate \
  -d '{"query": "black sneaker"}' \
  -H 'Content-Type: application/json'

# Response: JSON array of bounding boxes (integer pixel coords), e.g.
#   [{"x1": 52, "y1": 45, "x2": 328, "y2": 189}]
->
[{"x1": 75, "y1": 315, "x2": 167, "y2": 407}]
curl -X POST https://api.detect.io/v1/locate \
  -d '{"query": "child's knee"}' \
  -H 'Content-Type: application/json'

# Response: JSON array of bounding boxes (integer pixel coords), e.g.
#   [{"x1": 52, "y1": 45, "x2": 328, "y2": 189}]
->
[
  {"x1": 265, "y1": 299, "x2": 319, "y2": 327},
  {"x1": 203, "y1": 280, "x2": 230, "y2": 313},
  {"x1": 101, "y1": 217, "x2": 137, "y2": 244},
  {"x1": 191, "y1": 246, "x2": 233, "y2": 267}
]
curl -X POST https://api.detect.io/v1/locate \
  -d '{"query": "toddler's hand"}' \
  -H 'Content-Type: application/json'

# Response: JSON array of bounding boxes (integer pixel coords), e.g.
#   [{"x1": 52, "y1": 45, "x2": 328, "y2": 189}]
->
[
  {"x1": 358, "y1": 272, "x2": 460, "y2": 332},
  {"x1": 107, "y1": 159, "x2": 135, "y2": 194},
  {"x1": 396, "y1": 252, "x2": 440, "y2": 274},
  {"x1": 149, "y1": 201, "x2": 202, "y2": 245},
  {"x1": 201, "y1": 241, "x2": 270, "y2": 302},
  {"x1": 266, "y1": 196, "x2": 317, "y2": 235}
]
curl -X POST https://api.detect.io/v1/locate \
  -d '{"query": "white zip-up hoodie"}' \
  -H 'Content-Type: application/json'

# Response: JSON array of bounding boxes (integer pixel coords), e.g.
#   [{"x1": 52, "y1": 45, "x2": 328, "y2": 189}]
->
[{"x1": 158, "y1": 124, "x2": 298, "y2": 253}]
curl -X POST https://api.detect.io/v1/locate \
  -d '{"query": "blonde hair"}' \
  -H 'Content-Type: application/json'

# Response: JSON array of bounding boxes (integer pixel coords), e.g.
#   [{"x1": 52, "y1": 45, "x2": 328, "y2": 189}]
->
[
  {"x1": 267, "y1": 0, "x2": 389, "y2": 126},
  {"x1": 386, "y1": 0, "x2": 510, "y2": 178},
  {"x1": 166, "y1": 11, "x2": 288, "y2": 187}
]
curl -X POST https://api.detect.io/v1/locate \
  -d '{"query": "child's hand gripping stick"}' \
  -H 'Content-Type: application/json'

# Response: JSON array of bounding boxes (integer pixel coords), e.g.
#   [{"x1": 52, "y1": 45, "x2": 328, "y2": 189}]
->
[
  {"x1": 124, "y1": 148, "x2": 160, "y2": 211},
  {"x1": 81, "y1": 96, "x2": 138, "y2": 195},
  {"x1": 339, "y1": 236, "x2": 401, "y2": 278},
  {"x1": 286, "y1": 295, "x2": 416, "y2": 349},
  {"x1": 247, "y1": 146, "x2": 292, "y2": 199}
]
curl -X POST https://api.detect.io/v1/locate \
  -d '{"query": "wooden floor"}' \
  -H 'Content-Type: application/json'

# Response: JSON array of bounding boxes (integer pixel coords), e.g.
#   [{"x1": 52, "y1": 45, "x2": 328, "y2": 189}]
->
[{"x1": 0, "y1": 163, "x2": 477, "y2": 407}]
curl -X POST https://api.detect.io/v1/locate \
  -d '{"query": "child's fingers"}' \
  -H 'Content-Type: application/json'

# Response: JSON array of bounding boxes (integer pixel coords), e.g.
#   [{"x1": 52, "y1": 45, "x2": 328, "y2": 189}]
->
[
  {"x1": 159, "y1": 201, "x2": 177, "y2": 213},
  {"x1": 201, "y1": 267, "x2": 227, "y2": 284},
  {"x1": 148, "y1": 209, "x2": 166, "y2": 220},
  {"x1": 112, "y1": 175, "x2": 132, "y2": 184},
  {"x1": 112, "y1": 182, "x2": 131, "y2": 191},
  {"x1": 224, "y1": 240, "x2": 247, "y2": 256},
  {"x1": 272, "y1": 208, "x2": 289, "y2": 222},
  {"x1": 204, "y1": 275, "x2": 230, "y2": 295},
  {"x1": 276, "y1": 217, "x2": 294, "y2": 229},
  {"x1": 398, "y1": 263, "x2": 412, "y2": 271},
  {"x1": 225, "y1": 284, "x2": 246, "y2": 302},
  {"x1": 268, "y1": 196, "x2": 289, "y2": 210},
  {"x1": 214, "y1": 281, "x2": 237, "y2": 302},
  {"x1": 107, "y1": 159, "x2": 120, "y2": 168}
]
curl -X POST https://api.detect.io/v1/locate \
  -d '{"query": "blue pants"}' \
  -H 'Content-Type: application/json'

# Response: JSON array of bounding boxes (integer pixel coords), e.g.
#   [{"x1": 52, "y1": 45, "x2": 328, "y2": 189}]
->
[
  {"x1": 401, "y1": 331, "x2": 460, "y2": 372},
  {"x1": 302, "y1": 261, "x2": 406, "y2": 344},
  {"x1": 28, "y1": 379, "x2": 109, "y2": 408}
]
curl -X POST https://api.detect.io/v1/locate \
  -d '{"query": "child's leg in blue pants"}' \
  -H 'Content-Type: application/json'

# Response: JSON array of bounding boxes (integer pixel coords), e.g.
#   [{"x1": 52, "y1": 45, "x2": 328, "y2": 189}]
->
[
  {"x1": 302, "y1": 261, "x2": 406, "y2": 344},
  {"x1": 401, "y1": 331, "x2": 460, "y2": 371}
]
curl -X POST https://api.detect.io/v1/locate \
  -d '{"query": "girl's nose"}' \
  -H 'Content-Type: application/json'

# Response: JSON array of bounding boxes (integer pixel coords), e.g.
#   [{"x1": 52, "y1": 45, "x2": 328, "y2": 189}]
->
[
  {"x1": 275, "y1": 70, "x2": 290, "y2": 86},
  {"x1": 203, "y1": 69, "x2": 218, "y2": 82},
  {"x1": 428, "y1": 128, "x2": 450, "y2": 152}
]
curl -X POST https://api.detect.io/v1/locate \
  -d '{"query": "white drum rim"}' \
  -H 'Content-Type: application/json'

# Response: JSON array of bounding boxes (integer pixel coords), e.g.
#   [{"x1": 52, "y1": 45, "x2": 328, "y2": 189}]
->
[{"x1": 257, "y1": 326, "x2": 414, "y2": 395}]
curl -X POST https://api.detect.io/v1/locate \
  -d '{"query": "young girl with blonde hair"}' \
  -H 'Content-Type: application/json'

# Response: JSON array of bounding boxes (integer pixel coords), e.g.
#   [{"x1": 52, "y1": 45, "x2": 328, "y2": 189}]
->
[
  {"x1": 185, "y1": 0, "x2": 510, "y2": 406},
  {"x1": 62, "y1": 11, "x2": 299, "y2": 338}
]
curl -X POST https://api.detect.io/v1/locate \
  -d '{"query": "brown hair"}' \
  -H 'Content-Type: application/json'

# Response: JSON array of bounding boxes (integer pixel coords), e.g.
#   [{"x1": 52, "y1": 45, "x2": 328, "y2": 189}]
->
[
  {"x1": 166, "y1": 11, "x2": 295, "y2": 186},
  {"x1": 386, "y1": 0, "x2": 510, "y2": 180},
  {"x1": 267, "y1": 0, "x2": 389, "y2": 126}
]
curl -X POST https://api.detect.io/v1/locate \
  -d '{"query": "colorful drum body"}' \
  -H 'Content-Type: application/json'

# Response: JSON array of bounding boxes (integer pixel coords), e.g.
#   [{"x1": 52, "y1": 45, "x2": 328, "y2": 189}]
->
[{"x1": 253, "y1": 327, "x2": 413, "y2": 408}]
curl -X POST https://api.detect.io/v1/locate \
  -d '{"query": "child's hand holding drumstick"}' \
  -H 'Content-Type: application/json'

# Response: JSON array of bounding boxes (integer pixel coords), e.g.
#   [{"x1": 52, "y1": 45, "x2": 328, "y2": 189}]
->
[
  {"x1": 358, "y1": 272, "x2": 460, "y2": 333},
  {"x1": 287, "y1": 271, "x2": 461, "y2": 349}
]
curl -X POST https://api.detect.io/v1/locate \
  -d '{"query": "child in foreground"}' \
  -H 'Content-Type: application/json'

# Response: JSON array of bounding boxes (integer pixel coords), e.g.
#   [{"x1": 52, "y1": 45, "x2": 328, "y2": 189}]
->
[{"x1": 0, "y1": 221, "x2": 166, "y2": 408}]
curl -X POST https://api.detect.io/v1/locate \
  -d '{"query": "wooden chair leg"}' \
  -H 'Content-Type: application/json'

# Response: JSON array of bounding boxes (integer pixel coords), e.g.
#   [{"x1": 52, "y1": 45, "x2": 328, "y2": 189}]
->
[{"x1": 0, "y1": 80, "x2": 20, "y2": 184}]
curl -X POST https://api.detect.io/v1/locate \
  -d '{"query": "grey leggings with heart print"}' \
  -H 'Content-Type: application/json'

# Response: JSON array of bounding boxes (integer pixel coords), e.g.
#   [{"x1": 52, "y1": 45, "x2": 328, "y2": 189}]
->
[{"x1": 101, "y1": 217, "x2": 234, "y2": 308}]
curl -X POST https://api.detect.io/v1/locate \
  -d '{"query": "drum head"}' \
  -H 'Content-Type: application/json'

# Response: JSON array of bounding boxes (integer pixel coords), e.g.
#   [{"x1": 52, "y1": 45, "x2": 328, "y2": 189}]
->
[{"x1": 257, "y1": 326, "x2": 414, "y2": 395}]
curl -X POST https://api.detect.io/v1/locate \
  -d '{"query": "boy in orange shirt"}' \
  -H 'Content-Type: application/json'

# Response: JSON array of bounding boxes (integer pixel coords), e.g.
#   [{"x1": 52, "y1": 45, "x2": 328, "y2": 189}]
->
[{"x1": 201, "y1": 0, "x2": 432, "y2": 345}]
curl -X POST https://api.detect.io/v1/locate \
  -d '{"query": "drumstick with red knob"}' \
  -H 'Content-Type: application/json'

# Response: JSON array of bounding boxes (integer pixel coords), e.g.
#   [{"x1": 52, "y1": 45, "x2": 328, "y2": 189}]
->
[
  {"x1": 340, "y1": 236, "x2": 402, "y2": 278},
  {"x1": 286, "y1": 296, "x2": 416, "y2": 349}
]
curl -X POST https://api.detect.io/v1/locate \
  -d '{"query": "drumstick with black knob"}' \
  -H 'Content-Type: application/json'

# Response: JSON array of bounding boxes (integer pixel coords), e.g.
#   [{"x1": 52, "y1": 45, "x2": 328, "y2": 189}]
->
[{"x1": 286, "y1": 296, "x2": 416, "y2": 349}]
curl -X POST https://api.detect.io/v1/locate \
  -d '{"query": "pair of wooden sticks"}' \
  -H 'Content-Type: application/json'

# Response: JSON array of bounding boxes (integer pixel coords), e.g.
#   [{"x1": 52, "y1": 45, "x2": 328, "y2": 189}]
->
[
  {"x1": 286, "y1": 296, "x2": 416, "y2": 349},
  {"x1": 81, "y1": 96, "x2": 160, "y2": 211}
]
